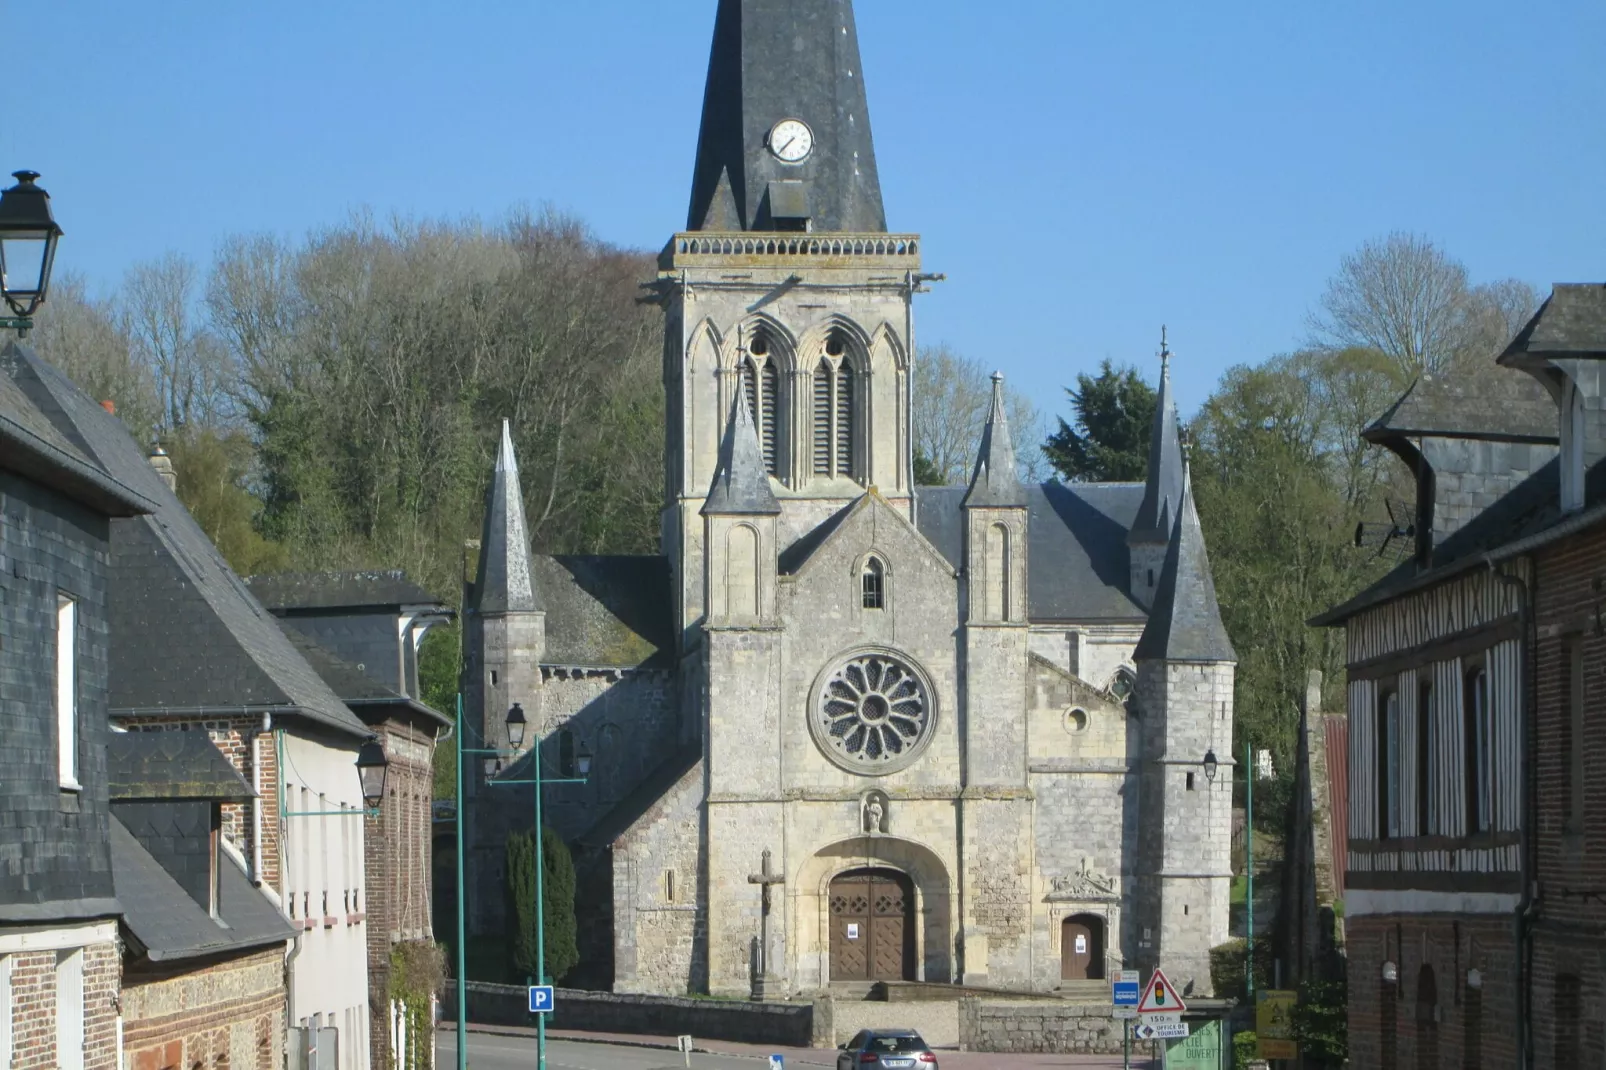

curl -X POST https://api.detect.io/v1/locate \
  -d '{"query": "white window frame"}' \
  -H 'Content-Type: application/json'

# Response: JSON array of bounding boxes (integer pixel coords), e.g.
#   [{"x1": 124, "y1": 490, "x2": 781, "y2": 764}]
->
[
  {"x1": 56, "y1": 947, "x2": 84, "y2": 1070},
  {"x1": 56, "y1": 595, "x2": 80, "y2": 790}
]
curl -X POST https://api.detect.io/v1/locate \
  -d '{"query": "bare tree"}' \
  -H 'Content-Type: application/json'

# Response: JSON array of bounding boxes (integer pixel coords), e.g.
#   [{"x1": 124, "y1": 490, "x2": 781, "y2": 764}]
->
[
  {"x1": 913, "y1": 343, "x2": 1044, "y2": 485},
  {"x1": 1308, "y1": 232, "x2": 1540, "y2": 380},
  {"x1": 27, "y1": 274, "x2": 161, "y2": 444},
  {"x1": 123, "y1": 252, "x2": 234, "y2": 431}
]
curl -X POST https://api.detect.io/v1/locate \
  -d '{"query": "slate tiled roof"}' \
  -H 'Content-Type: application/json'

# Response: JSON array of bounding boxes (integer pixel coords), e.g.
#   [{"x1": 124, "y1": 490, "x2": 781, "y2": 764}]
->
[
  {"x1": 244, "y1": 570, "x2": 446, "y2": 612},
  {"x1": 277, "y1": 622, "x2": 451, "y2": 728},
  {"x1": 1133, "y1": 473, "x2": 1235, "y2": 663},
  {"x1": 702, "y1": 393, "x2": 781, "y2": 516},
  {"x1": 2, "y1": 347, "x2": 367, "y2": 739},
  {"x1": 110, "y1": 817, "x2": 294, "y2": 962},
  {"x1": 532, "y1": 555, "x2": 675, "y2": 669},
  {"x1": 471, "y1": 420, "x2": 540, "y2": 614},
  {"x1": 108, "y1": 731, "x2": 253, "y2": 801},
  {"x1": 917, "y1": 482, "x2": 1147, "y2": 622},
  {"x1": 1131, "y1": 356, "x2": 1185, "y2": 543},
  {"x1": 962, "y1": 375, "x2": 1026, "y2": 509},
  {"x1": 1499, "y1": 284, "x2": 1606, "y2": 360},
  {"x1": 1362, "y1": 371, "x2": 1558, "y2": 444},
  {"x1": 0, "y1": 343, "x2": 152, "y2": 516}
]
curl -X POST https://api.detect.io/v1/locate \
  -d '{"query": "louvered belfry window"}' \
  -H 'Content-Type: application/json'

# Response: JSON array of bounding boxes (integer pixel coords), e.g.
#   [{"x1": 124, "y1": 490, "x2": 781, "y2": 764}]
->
[
  {"x1": 812, "y1": 332, "x2": 856, "y2": 480},
  {"x1": 740, "y1": 330, "x2": 781, "y2": 478},
  {"x1": 760, "y1": 360, "x2": 779, "y2": 474}
]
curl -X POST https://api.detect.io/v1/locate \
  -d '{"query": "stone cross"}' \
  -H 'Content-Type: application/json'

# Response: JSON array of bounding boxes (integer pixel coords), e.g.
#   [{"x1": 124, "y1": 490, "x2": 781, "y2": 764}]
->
[{"x1": 747, "y1": 848, "x2": 785, "y2": 998}]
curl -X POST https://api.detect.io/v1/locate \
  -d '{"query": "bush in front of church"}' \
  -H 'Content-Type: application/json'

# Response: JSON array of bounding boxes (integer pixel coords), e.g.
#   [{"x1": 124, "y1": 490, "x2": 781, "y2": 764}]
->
[{"x1": 505, "y1": 828, "x2": 579, "y2": 983}]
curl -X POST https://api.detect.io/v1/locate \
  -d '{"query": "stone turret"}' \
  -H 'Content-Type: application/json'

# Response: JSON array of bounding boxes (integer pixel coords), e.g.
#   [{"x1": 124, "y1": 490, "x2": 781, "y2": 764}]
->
[
  {"x1": 1133, "y1": 465, "x2": 1236, "y2": 995},
  {"x1": 703, "y1": 392, "x2": 781, "y2": 625},
  {"x1": 1129, "y1": 340, "x2": 1185, "y2": 609}
]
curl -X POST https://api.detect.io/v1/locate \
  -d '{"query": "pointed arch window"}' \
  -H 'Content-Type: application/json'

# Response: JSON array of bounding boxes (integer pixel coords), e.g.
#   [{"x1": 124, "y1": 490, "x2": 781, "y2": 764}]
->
[
  {"x1": 862, "y1": 556, "x2": 885, "y2": 610},
  {"x1": 812, "y1": 330, "x2": 857, "y2": 480},
  {"x1": 740, "y1": 331, "x2": 781, "y2": 477}
]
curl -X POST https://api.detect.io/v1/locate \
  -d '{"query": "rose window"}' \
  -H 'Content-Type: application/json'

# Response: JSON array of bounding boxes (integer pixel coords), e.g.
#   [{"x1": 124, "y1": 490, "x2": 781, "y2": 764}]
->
[{"x1": 812, "y1": 652, "x2": 935, "y2": 774}]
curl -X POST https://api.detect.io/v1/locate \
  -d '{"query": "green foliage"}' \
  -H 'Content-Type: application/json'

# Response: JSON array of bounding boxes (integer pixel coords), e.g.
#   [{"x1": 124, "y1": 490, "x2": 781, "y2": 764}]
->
[
  {"x1": 913, "y1": 451, "x2": 944, "y2": 487},
  {"x1": 419, "y1": 624, "x2": 462, "y2": 799},
  {"x1": 1042, "y1": 359, "x2": 1156, "y2": 483},
  {"x1": 542, "y1": 827, "x2": 580, "y2": 982},
  {"x1": 168, "y1": 426, "x2": 292, "y2": 577},
  {"x1": 1209, "y1": 936, "x2": 1273, "y2": 1002},
  {"x1": 387, "y1": 941, "x2": 445, "y2": 1070},
  {"x1": 1292, "y1": 977, "x2": 1349, "y2": 1067},
  {"x1": 1233, "y1": 1029, "x2": 1258, "y2": 1069},
  {"x1": 504, "y1": 828, "x2": 579, "y2": 984}
]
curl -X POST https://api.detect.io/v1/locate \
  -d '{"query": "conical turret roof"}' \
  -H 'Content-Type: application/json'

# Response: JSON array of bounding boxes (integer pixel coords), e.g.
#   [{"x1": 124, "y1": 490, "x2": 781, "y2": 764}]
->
[
  {"x1": 471, "y1": 420, "x2": 539, "y2": 613},
  {"x1": 1131, "y1": 345, "x2": 1185, "y2": 544},
  {"x1": 1133, "y1": 466, "x2": 1235, "y2": 663},
  {"x1": 964, "y1": 372, "x2": 1026, "y2": 509},
  {"x1": 703, "y1": 392, "x2": 781, "y2": 516}
]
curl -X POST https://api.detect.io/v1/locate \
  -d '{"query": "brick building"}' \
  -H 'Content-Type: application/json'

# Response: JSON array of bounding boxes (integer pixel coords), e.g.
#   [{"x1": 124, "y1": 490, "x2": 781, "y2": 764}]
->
[
  {"x1": 0, "y1": 342, "x2": 153, "y2": 1070},
  {"x1": 3, "y1": 344, "x2": 380, "y2": 1069},
  {"x1": 249, "y1": 572, "x2": 452, "y2": 1068},
  {"x1": 108, "y1": 730, "x2": 294, "y2": 1070},
  {"x1": 1316, "y1": 282, "x2": 1606, "y2": 1067}
]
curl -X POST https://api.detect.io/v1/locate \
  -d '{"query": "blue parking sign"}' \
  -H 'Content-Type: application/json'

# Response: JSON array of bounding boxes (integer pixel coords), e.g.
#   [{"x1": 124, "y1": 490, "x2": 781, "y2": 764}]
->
[{"x1": 528, "y1": 985, "x2": 555, "y2": 1014}]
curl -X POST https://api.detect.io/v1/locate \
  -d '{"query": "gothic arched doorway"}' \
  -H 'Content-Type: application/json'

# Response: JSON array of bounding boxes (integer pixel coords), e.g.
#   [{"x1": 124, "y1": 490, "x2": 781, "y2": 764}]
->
[
  {"x1": 1061, "y1": 914, "x2": 1106, "y2": 980},
  {"x1": 828, "y1": 868, "x2": 915, "y2": 982}
]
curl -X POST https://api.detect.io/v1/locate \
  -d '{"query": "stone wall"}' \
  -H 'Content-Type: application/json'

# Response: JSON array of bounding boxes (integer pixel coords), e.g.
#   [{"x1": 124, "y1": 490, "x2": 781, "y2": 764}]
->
[
  {"x1": 443, "y1": 981, "x2": 818, "y2": 1047},
  {"x1": 956, "y1": 998, "x2": 1125, "y2": 1055},
  {"x1": 122, "y1": 948, "x2": 285, "y2": 1070},
  {"x1": 612, "y1": 760, "x2": 705, "y2": 995},
  {"x1": 833, "y1": 999, "x2": 958, "y2": 1047}
]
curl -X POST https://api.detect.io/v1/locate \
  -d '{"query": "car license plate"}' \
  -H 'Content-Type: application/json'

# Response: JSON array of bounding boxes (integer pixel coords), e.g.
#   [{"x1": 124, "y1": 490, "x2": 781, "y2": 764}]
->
[{"x1": 883, "y1": 1061, "x2": 914, "y2": 1068}]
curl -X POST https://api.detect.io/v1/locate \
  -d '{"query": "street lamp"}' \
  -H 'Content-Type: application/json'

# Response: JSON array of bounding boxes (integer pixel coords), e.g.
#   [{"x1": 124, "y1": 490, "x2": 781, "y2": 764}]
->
[
  {"x1": 1202, "y1": 749, "x2": 1219, "y2": 784},
  {"x1": 355, "y1": 738, "x2": 389, "y2": 813},
  {"x1": 454, "y1": 700, "x2": 590, "y2": 1070},
  {"x1": 0, "y1": 171, "x2": 63, "y2": 330}
]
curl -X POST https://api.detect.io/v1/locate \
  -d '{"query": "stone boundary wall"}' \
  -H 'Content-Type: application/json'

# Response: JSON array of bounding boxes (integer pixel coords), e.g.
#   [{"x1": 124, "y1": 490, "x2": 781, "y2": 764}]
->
[
  {"x1": 443, "y1": 981, "x2": 821, "y2": 1047},
  {"x1": 957, "y1": 998, "x2": 1125, "y2": 1054}
]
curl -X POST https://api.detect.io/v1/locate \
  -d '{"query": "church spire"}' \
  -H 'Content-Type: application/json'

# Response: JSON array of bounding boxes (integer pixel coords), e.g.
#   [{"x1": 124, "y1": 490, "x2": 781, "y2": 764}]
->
[
  {"x1": 686, "y1": 0, "x2": 887, "y2": 233},
  {"x1": 1133, "y1": 465, "x2": 1235, "y2": 663},
  {"x1": 964, "y1": 372, "x2": 1026, "y2": 508},
  {"x1": 471, "y1": 420, "x2": 539, "y2": 613},
  {"x1": 1130, "y1": 328, "x2": 1185, "y2": 544},
  {"x1": 703, "y1": 391, "x2": 781, "y2": 516}
]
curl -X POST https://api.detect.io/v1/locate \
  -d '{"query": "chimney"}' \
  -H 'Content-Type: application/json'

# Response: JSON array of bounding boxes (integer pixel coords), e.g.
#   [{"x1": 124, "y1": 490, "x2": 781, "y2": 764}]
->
[
  {"x1": 149, "y1": 444, "x2": 176, "y2": 492},
  {"x1": 100, "y1": 400, "x2": 116, "y2": 414}
]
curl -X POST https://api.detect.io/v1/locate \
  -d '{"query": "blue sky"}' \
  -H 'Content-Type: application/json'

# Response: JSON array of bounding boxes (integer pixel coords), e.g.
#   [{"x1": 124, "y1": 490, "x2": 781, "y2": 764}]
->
[{"x1": 10, "y1": 1, "x2": 1603, "y2": 421}]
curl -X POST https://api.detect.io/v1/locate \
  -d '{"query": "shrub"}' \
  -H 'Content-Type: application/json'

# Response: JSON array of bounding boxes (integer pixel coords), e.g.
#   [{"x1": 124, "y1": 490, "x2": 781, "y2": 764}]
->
[{"x1": 505, "y1": 827, "x2": 580, "y2": 983}]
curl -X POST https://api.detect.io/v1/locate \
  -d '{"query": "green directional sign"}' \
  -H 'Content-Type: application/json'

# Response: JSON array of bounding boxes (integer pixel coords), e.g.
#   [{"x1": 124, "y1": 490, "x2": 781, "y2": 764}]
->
[{"x1": 1164, "y1": 1019, "x2": 1225, "y2": 1069}]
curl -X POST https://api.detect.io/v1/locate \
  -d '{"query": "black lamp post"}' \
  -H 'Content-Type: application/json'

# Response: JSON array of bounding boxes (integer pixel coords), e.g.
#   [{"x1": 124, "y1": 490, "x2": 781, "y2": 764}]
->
[
  {"x1": 576, "y1": 745, "x2": 594, "y2": 777},
  {"x1": 355, "y1": 738, "x2": 389, "y2": 812},
  {"x1": 1202, "y1": 749, "x2": 1219, "y2": 784},
  {"x1": 506, "y1": 702, "x2": 529, "y2": 750},
  {"x1": 0, "y1": 171, "x2": 62, "y2": 331}
]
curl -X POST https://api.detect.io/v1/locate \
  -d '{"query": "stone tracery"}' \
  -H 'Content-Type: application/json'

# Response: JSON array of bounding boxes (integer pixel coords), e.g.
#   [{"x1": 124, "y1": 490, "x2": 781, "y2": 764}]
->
[{"x1": 813, "y1": 652, "x2": 933, "y2": 773}]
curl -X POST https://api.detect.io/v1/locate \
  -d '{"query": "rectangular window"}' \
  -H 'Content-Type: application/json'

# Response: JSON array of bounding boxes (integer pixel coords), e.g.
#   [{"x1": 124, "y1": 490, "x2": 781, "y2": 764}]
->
[
  {"x1": 55, "y1": 948, "x2": 84, "y2": 1070},
  {"x1": 1565, "y1": 636, "x2": 1585, "y2": 832},
  {"x1": 1464, "y1": 666, "x2": 1491, "y2": 833},
  {"x1": 56, "y1": 595, "x2": 78, "y2": 789},
  {"x1": 1379, "y1": 688, "x2": 1401, "y2": 839},
  {"x1": 1418, "y1": 679, "x2": 1435, "y2": 835}
]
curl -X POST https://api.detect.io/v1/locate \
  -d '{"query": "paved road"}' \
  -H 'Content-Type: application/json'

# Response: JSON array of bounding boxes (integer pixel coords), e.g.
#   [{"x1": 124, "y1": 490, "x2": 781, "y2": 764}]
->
[
  {"x1": 437, "y1": 1028, "x2": 1160, "y2": 1070},
  {"x1": 437, "y1": 1030, "x2": 775, "y2": 1070}
]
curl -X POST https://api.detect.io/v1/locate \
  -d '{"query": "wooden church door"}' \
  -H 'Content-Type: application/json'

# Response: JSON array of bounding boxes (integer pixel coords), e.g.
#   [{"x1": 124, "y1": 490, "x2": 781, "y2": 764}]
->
[{"x1": 828, "y1": 869, "x2": 915, "y2": 982}]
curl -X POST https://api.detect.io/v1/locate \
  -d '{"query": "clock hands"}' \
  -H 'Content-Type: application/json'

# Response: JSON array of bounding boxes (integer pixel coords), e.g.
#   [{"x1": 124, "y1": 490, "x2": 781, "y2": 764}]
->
[{"x1": 779, "y1": 136, "x2": 798, "y2": 157}]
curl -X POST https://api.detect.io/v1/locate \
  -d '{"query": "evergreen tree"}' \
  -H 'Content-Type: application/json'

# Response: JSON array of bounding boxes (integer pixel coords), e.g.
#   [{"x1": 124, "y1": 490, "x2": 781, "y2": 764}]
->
[
  {"x1": 505, "y1": 831, "x2": 539, "y2": 980},
  {"x1": 503, "y1": 828, "x2": 580, "y2": 983},
  {"x1": 541, "y1": 827, "x2": 579, "y2": 982},
  {"x1": 1042, "y1": 360, "x2": 1156, "y2": 482}
]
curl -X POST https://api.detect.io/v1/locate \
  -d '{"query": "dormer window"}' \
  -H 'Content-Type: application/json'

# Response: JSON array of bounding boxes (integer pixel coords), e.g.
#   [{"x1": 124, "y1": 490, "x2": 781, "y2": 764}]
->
[{"x1": 862, "y1": 557, "x2": 885, "y2": 610}]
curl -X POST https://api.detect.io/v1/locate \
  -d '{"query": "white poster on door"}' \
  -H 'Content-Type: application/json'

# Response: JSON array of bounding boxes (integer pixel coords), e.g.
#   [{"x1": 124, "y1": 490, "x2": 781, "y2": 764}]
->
[
  {"x1": 847, "y1": 924, "x2": 860, "y2": 940},
  {"x1": 1075, "y1": 935, "x2": 1088, "y2": 954}
]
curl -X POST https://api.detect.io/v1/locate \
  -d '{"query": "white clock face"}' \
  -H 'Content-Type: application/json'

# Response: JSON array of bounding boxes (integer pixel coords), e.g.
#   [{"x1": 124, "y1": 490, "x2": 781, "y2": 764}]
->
[{"x1": 769, "y1": 119, "x2": 814, "y2": 163}]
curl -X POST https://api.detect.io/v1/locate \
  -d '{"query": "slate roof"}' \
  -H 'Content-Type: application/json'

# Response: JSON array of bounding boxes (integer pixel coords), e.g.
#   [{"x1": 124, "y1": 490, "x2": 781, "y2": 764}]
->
[
  {"x1": 686, "y1": 0, "x2": 887, "y2": 233},
  {"x1": 0, "y1": 343, "x2": 152, "y2": 516},
  {"x1": 1131, "y1": 355, "x2": 1185, "y2": 543},
  {"x1": 1133, "y1": 472, "x2": 1235, "y2": 663},
  {"x1": 471, "y1": 420, "x2": 539, "y2": 614},
  {"x1": 108, "y1": 731, "x2": 253, "y2": 801},
  {"x1": 1362, "y1": 371, "x2": 1558, "y2": 444},
  {"x1": 916, "y1": 482, "x2": 1148, "y2": 622},
  {"x1": 110, "y1": 816, "x2": 294, "y2": 962},
  {"x1": 277, "y1": 623, "x2": 451, "y2": 728},
  {"x1": 703, "y1": 392, "x2": 781, "y2": 516},
  {"x1": 532, "y1": 555, "x2": 675, "y2": 669},
  {"x1": 244, "y1": 570, "x2": 446, "y2": 612},
  {"x1": 1499, "y1": 284, "x2": 1606, "y2": 360},
  {"x1": 1, "y1": 347, "x2": 368, "y2": 739},
  {"x1": 962, "y1": 374, "x2": 1026, "y2": 509}
]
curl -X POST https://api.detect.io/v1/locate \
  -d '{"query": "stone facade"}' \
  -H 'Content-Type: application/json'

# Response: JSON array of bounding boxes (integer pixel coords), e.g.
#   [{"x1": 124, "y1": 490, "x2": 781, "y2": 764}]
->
[{"x1": 122, "y1": 948, "x2": 285, "y2": 1070}]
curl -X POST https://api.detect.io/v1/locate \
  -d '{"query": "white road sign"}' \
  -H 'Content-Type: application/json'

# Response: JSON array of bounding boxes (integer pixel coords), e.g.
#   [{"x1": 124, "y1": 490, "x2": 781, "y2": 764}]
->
[
  {"x1": 1140, "y1": 1012, "x2": 1182, "y2": 1026},
  {"x1": 1113, "y1": 1007, "x2": 1139, "y2": 1020},
  {"x1": 1135, "y1": 1021, "x2": 1190, "y2": 1041}
]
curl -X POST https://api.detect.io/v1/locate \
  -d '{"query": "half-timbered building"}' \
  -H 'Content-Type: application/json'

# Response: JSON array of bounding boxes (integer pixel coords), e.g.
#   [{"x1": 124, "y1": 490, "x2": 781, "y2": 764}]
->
[{"x1": 1316, "y1": 283, "x2": 1606, "y2": 1069}]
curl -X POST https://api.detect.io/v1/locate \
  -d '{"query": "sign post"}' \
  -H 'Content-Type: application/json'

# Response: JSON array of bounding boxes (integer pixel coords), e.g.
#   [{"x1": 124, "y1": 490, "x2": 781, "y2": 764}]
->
[{"x1": 1112, "y1": 969, "x2": 1140, "y2": 1070}]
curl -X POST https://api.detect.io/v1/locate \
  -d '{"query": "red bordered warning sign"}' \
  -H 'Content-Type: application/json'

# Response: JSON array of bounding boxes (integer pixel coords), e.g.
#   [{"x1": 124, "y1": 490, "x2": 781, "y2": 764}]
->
[{"x1": 1137, "y1": 968, "x2": 1188, "y2": 1014}]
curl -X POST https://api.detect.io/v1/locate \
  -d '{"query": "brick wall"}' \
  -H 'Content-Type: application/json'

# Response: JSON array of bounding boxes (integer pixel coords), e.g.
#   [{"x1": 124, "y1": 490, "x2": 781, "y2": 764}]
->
[
  {"x1": 1531, "y1": 523, "x2": 1606, "y2": 1066},
  {"x1": 122, "y1": 948, "x2": 285, "y2": 1070},
  {"x1": 8, "y1": 938, "x2": 120, "y2": 1070},
  {"x1": 1345, "y1": 915, "x2": 1517, "y2": 1070},
  {"x1": 366, "y1": 713, "x2": 438, "y2": 1067}
]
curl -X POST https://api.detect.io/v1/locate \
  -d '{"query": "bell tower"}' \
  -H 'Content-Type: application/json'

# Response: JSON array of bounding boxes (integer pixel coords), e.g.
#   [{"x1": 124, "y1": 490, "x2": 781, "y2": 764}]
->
[{"x1": 651, "y1": 0, "x2": 929, "y2": 655}]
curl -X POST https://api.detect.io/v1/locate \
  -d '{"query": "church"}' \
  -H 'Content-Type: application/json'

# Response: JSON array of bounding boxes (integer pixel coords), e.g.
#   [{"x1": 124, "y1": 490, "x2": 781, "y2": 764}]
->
[{"x1": 463, "y1": 0, "x2": 1236, "y2": 1001}]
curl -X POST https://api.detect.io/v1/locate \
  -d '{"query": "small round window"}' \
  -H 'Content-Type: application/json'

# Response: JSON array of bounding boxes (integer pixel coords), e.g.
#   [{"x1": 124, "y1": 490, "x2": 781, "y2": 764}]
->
[{"x1": 1064, "y1": 708, "x2": 1090, "y2": 734}]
